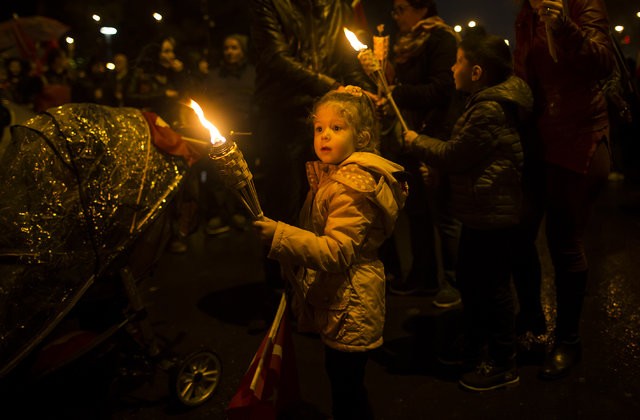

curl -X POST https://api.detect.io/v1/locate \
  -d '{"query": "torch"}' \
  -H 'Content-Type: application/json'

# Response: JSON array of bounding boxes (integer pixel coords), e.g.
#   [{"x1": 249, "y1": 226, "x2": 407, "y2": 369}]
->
[
  {"x1": 344, "y1": 27, "x2": 409, "y2": 133},
  {"x1": 373, "y1": 24, "x2": 389, "y2": 98},
  {"x1": 187, "y1": 100, "x2": 264, "y2": 220}
]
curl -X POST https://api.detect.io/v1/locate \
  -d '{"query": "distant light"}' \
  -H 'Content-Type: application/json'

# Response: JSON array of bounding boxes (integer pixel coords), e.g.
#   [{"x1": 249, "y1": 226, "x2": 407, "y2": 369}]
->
[
  {"x1": 614, "y1": 25, "x2": 624, "y2": 32},
  {"x1": 623, "y1": 35, "x2": 631, "y2": 45},
  {"x1": 454, "y1": 25, "x2": 462, "y2": 33},
  {"x1": 106, "y1": 62, "x2": 115, "y2": 70},
  {"x1": 504, "y1": 39, "x2": 510, "y2": 46},
  {"x1": 65, "y1": 37, "x2": 74, "y2": 44},
  {"x1": 92, "y1": 14, "x2": 101, "y2": 22},
  {"x1": 468, "y1": 20, "x2": 477, "y2": 28},
  {"x1": 153, "y1": 12, "x2": 163, "y2": 22},
  {"x1": 100, "y1": 27, "x2": 117, "y2": 35}
]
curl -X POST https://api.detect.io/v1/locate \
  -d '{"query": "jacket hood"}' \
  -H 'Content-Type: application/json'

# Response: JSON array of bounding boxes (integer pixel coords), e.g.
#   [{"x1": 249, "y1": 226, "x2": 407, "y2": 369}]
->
[
  {"x1": 305, "y1": 152, "x2": 407, "y2": 236},
  {"x1": 470, "y1": 75, "x2": 533, "y2": 113},
  {"x1": 340, "y1": 152, "x2": 408, "y2": 235}
]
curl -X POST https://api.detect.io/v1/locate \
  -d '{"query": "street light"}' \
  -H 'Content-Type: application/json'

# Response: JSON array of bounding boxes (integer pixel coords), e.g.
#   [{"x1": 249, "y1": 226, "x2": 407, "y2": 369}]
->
[
  {"x1": 468, "y1": 20, "x2": 477, "y2": 28},
  {"x1": 99, "y1": 27, "x2": 117, "y2": 61},
  {"x1": 614, "y1": 25, "x2": 624, "y2": 33},
  {"x1": 100, "y1": 27, "x2": 117, "y2": 35},
  {"x1": 92, "y1": 14, "x2": 101, "y2": 22},
  {"x1": 153, "y1": 12, "x2": 163, "y2": 22},
  {"x1": 454, "y1": 25, "x2": 462, "y2": 33}
]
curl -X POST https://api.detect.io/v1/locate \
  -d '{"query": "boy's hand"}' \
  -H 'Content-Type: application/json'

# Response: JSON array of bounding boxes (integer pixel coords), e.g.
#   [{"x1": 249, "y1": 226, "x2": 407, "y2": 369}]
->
[
  {"x1": 419, "y1": 162, "x2": 439, "y2": 189},
  {"x1": 403, "y1": 130, "x2": 419, "y2": 146},
  {"x1": 252, "y1": 216, "x2": 277, "y2": 243}
]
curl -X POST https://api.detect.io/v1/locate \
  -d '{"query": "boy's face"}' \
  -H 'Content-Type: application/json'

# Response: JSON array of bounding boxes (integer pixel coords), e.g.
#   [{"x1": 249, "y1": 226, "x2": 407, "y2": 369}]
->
[
  {"x1": 452, "y1": 48, "x2": 475, "y2": 92},
  {"x1": 313, "y1": 102, "x2": 357, "y2": 165}
]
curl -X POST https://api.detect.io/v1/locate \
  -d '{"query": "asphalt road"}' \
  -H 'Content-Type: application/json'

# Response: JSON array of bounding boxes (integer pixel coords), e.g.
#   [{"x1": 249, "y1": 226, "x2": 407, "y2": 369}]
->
[{"x1": 5, "y1": 180, "x2": 640, "y2": 420}]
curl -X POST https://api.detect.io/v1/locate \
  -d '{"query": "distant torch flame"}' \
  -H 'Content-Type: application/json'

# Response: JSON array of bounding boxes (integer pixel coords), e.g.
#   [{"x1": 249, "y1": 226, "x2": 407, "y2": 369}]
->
[
  {"x1": 343, "y1": 27, "x2": 368, "y2": 52},
  {"x1": 188, "y1": 99, "x2": 226, "y2": 145}
]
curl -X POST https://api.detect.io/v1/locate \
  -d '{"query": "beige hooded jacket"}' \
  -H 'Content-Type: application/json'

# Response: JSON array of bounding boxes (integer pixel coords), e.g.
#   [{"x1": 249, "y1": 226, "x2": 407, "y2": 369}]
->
[{"x1": 268, "y1": 152, "x2": 407, "y2": 352}]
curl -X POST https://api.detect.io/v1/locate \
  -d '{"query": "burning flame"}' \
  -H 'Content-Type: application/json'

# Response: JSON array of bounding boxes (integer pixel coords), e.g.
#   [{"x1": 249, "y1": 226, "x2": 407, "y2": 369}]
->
[
  {"x1": 343, "y1": 27, "x2": 368, "y2": 52},
  {"x1": 187, "y1": 99, "x2": 226, "y2": 145}
]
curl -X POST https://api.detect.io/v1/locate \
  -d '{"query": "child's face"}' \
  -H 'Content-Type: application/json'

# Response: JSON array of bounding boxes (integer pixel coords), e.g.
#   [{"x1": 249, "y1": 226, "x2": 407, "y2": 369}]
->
[
  {"x1": 451, "y1": 47, "x2": 474, "y2": 92},
  {"x1": 313, "y1": 102, "x2": 357, "y2": 165}
]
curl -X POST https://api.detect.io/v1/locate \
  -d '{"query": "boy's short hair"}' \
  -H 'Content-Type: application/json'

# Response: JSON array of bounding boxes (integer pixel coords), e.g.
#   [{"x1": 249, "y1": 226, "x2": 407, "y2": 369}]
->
[
  {"x1": 311, "y1": 90, "x2": 381, "y2": 154},
  {"x1": 459, "y1": 33, "x2": 513, "y2": 86}
]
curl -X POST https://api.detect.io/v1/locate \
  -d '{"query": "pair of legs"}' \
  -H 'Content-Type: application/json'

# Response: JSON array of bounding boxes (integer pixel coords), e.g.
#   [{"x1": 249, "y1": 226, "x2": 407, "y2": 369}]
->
[
  {"x1": 513, "y1": 141, "x2": 610, "y2": 377},
  {"x1": 324, "y1": 346, "x2": 373, "y2": 420},
  {"x1": 457, "y1": 226, "x2": 516, "y2": 366},
  {"x1": 514, "y1": 141, "x2": 610, "y2": 341}
]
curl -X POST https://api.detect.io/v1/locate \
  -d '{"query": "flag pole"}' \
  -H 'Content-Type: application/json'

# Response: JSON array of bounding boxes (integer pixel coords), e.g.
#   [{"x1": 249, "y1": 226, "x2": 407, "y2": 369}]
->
[{"x1": 250, "y1": 293, "x2": 287, "y2": 394}]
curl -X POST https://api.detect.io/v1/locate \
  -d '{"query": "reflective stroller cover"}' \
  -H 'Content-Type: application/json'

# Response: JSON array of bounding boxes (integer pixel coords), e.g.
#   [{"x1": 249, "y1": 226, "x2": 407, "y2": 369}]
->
[{"x1": 0, "y1": 103, "x2": 187, "y2": 377}]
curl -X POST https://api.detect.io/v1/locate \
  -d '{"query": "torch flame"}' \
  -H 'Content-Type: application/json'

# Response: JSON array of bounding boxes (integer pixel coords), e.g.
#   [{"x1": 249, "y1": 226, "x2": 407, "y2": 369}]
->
[
  {"x1": 187, "y1": 99, "x2": 226, "y2": 145},
  {"x1": 343, "y1": 27, "x2": 368, "y2": 51}
]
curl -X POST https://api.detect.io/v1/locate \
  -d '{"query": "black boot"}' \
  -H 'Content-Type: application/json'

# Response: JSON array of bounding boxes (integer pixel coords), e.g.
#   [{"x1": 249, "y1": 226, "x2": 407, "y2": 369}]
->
[
  {"x1": 539, "y1": 338, "x2": 582, "y2": 380},
  {"x1": 539, "y1": 270, "x2": 588, "y2": 379}
]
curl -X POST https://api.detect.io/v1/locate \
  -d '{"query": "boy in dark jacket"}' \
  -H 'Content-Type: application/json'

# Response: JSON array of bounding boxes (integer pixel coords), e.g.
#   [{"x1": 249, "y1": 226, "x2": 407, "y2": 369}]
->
[{"x1": 404, "y1": 33, "x2": 533, "y2": 391}]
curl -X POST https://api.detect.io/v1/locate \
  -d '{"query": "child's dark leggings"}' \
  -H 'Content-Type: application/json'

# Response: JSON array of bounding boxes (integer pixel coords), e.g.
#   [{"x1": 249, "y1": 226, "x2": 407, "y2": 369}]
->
[{"x1": 324, "y1": 345, "x2": 374, "y2": 420}]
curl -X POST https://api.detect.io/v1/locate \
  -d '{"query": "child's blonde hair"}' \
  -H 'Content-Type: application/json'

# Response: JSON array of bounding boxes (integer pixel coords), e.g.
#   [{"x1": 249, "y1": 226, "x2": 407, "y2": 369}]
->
[{"x1": 311, "y1": 87, "x2": 381, "y2": 154}]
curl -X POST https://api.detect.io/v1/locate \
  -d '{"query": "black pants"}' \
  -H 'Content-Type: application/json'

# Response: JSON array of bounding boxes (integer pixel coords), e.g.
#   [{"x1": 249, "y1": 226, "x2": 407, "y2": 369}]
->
[
  {"x1": 324, "y1": 346, "x2": 373, "y2": 420},
  {"x1": 457, "y1": 226, "x2": 516, "y2": 364}
]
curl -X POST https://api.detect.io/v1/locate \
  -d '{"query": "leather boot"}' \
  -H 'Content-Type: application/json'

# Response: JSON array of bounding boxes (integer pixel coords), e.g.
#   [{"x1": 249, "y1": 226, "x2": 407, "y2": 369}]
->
[
  {"x1": 539, "y1": 339, "x2": 582, "y2": 380},
  {"x1": 540, "y1": 270, "x2": 588, "y2": 379},
  {"x1": 554, "y1": 270, "x2": 588, "y2": 341}
]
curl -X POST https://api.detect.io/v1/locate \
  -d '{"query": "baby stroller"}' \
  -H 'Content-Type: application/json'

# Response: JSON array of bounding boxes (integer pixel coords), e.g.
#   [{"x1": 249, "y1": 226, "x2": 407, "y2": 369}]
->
[{"x1": 0, "y1": 104, "x2": 221, "y2": 411}]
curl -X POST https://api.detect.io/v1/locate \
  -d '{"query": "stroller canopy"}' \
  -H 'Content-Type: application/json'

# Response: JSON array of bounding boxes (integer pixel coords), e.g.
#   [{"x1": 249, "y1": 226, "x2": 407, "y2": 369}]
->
[{"x1": 0, "y1": 103, "x2": 188, "y2": 377}]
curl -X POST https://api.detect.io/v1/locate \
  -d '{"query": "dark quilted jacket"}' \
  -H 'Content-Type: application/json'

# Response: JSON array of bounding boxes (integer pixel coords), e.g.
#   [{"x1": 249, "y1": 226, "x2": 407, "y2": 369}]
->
[{"x1": 410, "y1": 76, "x2": 533, "y2": 229}]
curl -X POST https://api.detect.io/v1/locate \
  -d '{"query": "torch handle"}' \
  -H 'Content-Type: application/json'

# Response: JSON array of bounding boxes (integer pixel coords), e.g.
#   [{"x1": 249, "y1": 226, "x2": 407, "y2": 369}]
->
[
  {"x1": 374, "y1": 69, "x2": 409, "y2": 133},
  {"x1": 545, "y1": 23, "x2": 558, "y2": 63}
]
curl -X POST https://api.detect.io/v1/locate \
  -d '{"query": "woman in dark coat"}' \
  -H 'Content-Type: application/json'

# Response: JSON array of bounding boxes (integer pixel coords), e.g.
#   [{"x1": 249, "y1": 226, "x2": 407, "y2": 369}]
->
[{"x1": 512, "y1": 0, "x2": 615, "y2": 380}]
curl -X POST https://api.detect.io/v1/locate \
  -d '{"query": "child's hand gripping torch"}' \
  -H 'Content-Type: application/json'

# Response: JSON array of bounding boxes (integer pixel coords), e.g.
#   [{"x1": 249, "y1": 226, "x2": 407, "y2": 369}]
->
[
  {"x1": 187, "y1": 99, "x2": 263, "y2": 220},
  {"x1": 343, "y1": 27, "x2": 409, "y2": 134}
]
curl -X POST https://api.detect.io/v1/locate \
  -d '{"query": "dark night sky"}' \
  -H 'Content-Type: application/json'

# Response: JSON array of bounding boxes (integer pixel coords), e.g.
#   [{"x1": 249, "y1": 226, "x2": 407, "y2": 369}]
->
[{"x1": 1, "y1": 0, "x2": 638, "y2": 63}]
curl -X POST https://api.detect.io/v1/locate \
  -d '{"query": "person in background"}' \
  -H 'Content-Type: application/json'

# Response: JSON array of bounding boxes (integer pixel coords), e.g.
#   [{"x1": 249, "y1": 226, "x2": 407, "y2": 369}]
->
[
  {"x1": 1, "y1": 58, "x2": 40, "y2": 106},
  {"x1": 103, "y1": 53, "x2": 131, "y2": 107},
  {"x1": 192, "y1": 34, "x2": 257, "y2": 237},
  {"x1": 404, "y1": 33, "x2": 533, "y2": 391},
  {"x1": 34, "y1": 48, "x2": 73, "y2": 112},
  {"x1": 253, "y1": 87, "x2": 407, "y2": 419},
  {"x1": 128, "y1": 36, "x2": 196, "y2": 254},
  {"x1": 360, "y1": 0, "x2": 462, "y2": 307},
  {"x1": 249, "y1": 0, "x2": 375, "y2": 332},
  {"x1": 127, "y1": 36, "x2": 190, "y2": 126},
  {"x1": 512, "y1": 0, "x2": 615, "y2": 380}
]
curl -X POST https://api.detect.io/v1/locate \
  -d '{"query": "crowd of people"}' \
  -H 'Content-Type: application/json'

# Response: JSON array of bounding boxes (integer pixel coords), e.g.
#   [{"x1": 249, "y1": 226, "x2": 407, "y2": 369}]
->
[{"x1": 1, "y1": 0, "x2": 639, "y2": 418}]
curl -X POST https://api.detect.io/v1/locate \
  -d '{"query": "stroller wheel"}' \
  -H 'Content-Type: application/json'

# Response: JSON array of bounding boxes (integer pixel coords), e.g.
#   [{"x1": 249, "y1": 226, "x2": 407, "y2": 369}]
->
[{"x1": 170, "y1": 349, "x2": 222, "y2": 407}]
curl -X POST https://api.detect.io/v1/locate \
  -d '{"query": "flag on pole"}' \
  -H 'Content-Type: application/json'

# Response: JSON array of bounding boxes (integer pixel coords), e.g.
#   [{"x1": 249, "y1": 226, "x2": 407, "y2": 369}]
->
[
  {"x1": 142, "y1": 111, "x2": 206, "y2": 166},
  {"x1": 227, "y1": 294, "x2": 299, "y2": 420}
]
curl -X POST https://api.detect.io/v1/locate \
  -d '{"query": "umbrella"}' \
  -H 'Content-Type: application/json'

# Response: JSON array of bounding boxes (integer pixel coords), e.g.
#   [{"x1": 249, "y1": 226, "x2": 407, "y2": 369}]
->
[{"x1": 0, "y1": 15, "x2": 69, "y2": 59}]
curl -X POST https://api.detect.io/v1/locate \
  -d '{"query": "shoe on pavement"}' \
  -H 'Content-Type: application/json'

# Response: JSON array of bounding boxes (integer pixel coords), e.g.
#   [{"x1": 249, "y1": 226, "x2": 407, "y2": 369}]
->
[
  {"x1": 168, "y1": 236, "x2": 188, "y2": 254},
  {"x1": 388, "y1": 272, "x2": 438, "y2": 296},
  {"x1": 205, "y1": 216, "x2": 231, "y2": 236},
  {"x1": 433, "y1": 285, "x2": 462, "y2": 308},
  {"x1": 539, "y1": 339, "x2": 582, "y2": 380},
  {"x1": 459, "y1": 360, "x2": 519, "y2": 391}
]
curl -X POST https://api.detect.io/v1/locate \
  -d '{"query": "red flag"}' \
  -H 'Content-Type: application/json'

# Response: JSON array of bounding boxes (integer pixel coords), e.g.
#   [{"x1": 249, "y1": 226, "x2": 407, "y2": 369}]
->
[
  {"x1": 227, "y1": 295, "x2": 299, "y2": 420},
  {"x1": 142, "y1": 111, "x2": 205, "y2": 166}
]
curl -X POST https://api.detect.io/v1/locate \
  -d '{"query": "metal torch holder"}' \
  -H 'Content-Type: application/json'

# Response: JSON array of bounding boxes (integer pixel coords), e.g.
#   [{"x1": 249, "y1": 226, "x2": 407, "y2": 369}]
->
[{"x1": 208, "y1": 141, "x2": 263, "y2": 220}]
